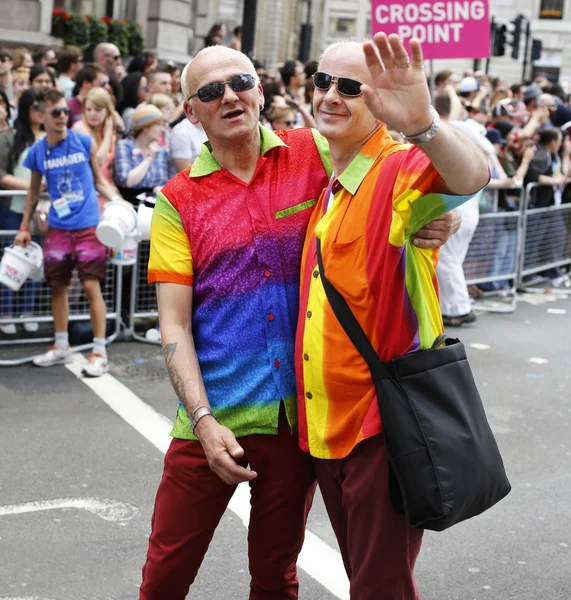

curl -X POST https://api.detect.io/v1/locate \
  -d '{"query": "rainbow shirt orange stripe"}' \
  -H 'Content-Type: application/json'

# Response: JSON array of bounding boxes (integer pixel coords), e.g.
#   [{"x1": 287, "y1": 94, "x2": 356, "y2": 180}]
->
[{"x1": 295, "y1": 126, "x2": 475, "y2": 460}]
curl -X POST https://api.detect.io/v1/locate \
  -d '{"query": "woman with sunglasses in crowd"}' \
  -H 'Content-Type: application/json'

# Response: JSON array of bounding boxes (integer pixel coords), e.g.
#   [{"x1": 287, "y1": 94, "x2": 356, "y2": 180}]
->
[
  {"x1": 114, "y1": 103, "x2": 176, "y2": 204},
  {"x1": 72, "y1": 87, "x2": 121, "y2": 212},
  {"x1": 0, "y1": 88, "x2": 45, "y2": 335}
]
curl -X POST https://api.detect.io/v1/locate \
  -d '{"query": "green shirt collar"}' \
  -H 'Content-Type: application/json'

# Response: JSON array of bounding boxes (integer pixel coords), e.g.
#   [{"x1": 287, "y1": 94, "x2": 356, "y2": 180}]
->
[
  {"x1": 190, "y1": 125, "x2": 288, "y2": 178},
  {"x1": 336, "y1": 126, "x2": 391, "y2": 195}
]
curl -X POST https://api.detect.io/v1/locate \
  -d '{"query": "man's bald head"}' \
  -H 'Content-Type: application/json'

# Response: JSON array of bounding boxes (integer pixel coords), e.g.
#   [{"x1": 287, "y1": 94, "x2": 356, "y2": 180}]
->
[
  {"x1": 181, "y1": 46, "x2": 257, "y2": 101},
  {"x1": 318, "y1": 40, "x2": 375, "y2": 89}
]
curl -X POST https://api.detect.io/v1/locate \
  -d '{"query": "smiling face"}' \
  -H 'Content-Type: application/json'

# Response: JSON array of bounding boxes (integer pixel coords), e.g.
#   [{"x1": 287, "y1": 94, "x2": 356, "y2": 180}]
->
[
  {"x1": 185, "y1": 47, "x2": 263, "y2": 146},
  {"x1": 314, "y1": 43, "x2": 377, "y2": 147}
]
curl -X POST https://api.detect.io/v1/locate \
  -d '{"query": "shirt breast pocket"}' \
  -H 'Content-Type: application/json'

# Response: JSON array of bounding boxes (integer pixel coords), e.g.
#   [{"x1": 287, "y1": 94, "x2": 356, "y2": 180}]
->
[
  {"x1": 274, "y1": 198, "x2": 317, "y2": 220},
  {"x1": 326, "y1": 234, "x2": 368, "y2": 303}
]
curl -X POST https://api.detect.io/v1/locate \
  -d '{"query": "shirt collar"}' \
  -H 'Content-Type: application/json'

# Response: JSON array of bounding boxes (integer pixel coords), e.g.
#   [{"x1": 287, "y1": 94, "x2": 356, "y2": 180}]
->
[
  {"x1": 190, "y1": 125, "x2": 289, "y2": 178},
  {"x1": 336, "y1": 125, "x2": 392, "y2": 195}
]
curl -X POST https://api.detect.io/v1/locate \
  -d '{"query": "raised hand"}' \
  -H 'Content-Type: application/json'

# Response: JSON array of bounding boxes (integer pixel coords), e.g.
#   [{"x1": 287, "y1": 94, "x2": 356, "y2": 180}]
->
[{"x1": 360, "y1": 33, "x2": 432, "y2": 138}]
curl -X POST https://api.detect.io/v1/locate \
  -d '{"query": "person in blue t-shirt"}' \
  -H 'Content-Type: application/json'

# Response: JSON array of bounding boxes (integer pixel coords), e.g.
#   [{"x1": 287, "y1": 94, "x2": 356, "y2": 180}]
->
[{"x1": 14, "y1": 88, "x2": 124, "y2": 376}]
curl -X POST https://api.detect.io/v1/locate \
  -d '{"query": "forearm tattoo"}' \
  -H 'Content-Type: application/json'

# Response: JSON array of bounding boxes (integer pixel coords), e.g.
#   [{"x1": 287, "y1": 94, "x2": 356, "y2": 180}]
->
[{"x1": 163, "y1": 342, "x2": 189, "y2": 410}]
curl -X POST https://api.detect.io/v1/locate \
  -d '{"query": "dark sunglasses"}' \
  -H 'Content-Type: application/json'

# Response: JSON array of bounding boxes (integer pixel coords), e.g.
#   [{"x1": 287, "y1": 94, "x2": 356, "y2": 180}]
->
[
  {"x1": 99, "y1": 80, "x2": 110, "y2": 87},
  {"x1": 113, "y1": 55, "x2": 121, "y2": 61},
  {"x1": 50, "y1": 107, "x2": 70, "y2": 117},
  {"x1": 313, "y1": 71, "x2": 363, "y2": 97},
  {"x1": 189, "y1": 73, "x2": 257, "y2": 103},
  {"x1": 281, "y1": 120, "x2": 295, "y2": 126},
  {"x1": 31, "y1": 103, "x2": 42, "y2": 112}
]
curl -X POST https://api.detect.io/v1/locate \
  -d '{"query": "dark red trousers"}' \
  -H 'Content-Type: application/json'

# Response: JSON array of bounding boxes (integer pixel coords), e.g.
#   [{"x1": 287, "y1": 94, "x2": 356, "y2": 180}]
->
[
  {"x1": 139, "y1": 410, "x2": 316, "y2": 600},
  {"x1": 314, "y1": 434, "x2": 424, "y2": 600}
]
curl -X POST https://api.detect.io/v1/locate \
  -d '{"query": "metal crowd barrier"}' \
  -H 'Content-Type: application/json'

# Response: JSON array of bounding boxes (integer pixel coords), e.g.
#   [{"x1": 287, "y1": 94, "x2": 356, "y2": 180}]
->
[
  {"x1": 463, "y1": 202, "x2": 523, "y2": 313},
  {"x1": 0, "y1": 193, "x2": 122, "y2": 366},
  {"x1": 3, "y1": 182, "x2": 570, "y2": 366},
  {"x1": 516, "y1": 183, "x2": 571, "y2": 294},
  {"x1": 124, "y1": 240, "x2": 159, "y2": 344}
]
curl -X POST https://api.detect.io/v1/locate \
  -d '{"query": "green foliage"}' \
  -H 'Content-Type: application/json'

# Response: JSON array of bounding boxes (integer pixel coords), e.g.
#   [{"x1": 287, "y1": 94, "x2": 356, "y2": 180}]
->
[
  {"x1": 107, "y1": 19, "x2": 129, "y2": 57},
  {"x1": 51, "y1": 11, "x2": 145, "y2": 57},
  {"x1": 63, "y1": 13, "x2": 91, "y2": 49},
  {"x1": 125, "y1": 20, "x2": 145, "y2": 56},
  {"x1": 89, "y1": 16, "x2": 108, "y2": 45}
]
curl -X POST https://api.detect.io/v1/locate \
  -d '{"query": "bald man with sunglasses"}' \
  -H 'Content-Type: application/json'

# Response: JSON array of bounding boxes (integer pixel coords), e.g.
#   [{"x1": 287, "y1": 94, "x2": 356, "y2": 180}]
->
[
  {"x1": 140, "y1": 43, "x2": 463, "y2": 600},
  {"x1": 295, "y1": 36, "x2": 489, "y2": 599}
]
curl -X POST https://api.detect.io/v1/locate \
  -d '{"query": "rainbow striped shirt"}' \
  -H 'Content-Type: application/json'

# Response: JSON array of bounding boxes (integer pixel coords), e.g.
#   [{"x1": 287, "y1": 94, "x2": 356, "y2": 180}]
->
[
  {"x1": 296, "y1": 126, "x2": 474, "y2": 459},
  {"x1": 148, "y1": 126, "x2": 331, "y2": 439}
]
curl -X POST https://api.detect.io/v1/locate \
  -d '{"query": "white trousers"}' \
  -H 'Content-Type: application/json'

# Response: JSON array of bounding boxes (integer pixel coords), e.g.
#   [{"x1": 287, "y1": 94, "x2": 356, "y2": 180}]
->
[{"x1": 437, "y1": 195, "x2": 481, "y2": 317}]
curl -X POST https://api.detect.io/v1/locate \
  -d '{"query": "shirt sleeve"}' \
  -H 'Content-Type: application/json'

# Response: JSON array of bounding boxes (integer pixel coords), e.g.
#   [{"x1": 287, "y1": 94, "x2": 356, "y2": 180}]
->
[
  {"x1": 389, "y1": 145, "x2": 477, "y2": 245},
  {"x1": 0, "y1": 131, "x2": 13, "y2": 179},
  {"x1": 114, "y1": 138, "x2": 132, "y2": 187},
  {"x1": 148, "y1": 190, "x2": 194, "y2": 286},
  {"x1": 22, "y1": 140, "x2": 39, "y2": 172},
  {"x1": 169, "y1": 123, "x2": 190, "y2": 159}
]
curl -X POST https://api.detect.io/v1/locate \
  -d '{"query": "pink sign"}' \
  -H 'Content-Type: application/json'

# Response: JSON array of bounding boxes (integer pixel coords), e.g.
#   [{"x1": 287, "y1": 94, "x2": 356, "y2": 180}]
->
[{"x1": 371, "y1": 0, "x2": 490, "y2": 60}]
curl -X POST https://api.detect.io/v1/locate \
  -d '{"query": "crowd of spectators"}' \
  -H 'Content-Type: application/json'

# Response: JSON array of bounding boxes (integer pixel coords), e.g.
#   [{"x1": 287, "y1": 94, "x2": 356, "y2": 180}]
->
[{"x1": 0, "y1": 31, "x2": 571, "y2": 334}]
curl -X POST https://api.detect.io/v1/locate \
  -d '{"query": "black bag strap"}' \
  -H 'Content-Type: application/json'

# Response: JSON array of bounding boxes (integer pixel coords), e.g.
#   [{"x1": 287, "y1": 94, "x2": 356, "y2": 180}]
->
[
  {"x1": 315, "y1": 238, "x2": 391, "y2": 381},
  {"x1": 315, "y1": 238, "x2": 448, "y2": 381}
]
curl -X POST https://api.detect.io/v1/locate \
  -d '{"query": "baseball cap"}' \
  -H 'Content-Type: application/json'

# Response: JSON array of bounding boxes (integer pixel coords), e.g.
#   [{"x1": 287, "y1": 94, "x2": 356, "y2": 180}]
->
[
  {"x1": 492, "y1": 101, "x2": 514, "y2": 118},
  {"x1": 523, "y1": 85, "x2": 542, "y2": 102},
  {"x1": 458, "y1": 76, "x2": 480, "y2": 93},
  {"x1": 486, "y1": 128, "x2": 506, "y2": 145}
]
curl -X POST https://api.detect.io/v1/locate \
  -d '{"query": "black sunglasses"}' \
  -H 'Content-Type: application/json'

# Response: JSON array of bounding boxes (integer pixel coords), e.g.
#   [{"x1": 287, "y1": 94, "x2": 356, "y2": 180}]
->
[
  {"x1": 50, "y1": 107, "x2": 70, "y2": 117},
  {"x1": 189, "y1": 73, "x2": 257, "y2": 103},
  {"x1": 99, "y1": 80, "x2": 110, "y2": 87},
  {"x1": 313, "y1": 71, "x2": 363, "y2": 97},
  {"x1": 281, "y1": 120, "x2": 295, "y2": 126},
  {"x1": 31, "y1": 103, "x2": 42, "y2": 112}
]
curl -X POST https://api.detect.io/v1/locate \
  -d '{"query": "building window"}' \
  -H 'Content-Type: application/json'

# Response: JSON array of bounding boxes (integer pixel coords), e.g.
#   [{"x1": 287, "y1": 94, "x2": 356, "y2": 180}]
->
[
  {"x1": 539, "y1": 0, "x2": 564, "y2": 19},
  {"x1": 329, "y1": 17, "x2": 357, "y2": 36}
]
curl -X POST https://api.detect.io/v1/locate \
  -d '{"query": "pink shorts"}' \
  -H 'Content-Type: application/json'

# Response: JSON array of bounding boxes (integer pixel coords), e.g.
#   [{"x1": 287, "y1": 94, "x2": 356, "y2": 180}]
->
[{"x1": 44, "y1": 226, "x2": 107, "y2": 287}]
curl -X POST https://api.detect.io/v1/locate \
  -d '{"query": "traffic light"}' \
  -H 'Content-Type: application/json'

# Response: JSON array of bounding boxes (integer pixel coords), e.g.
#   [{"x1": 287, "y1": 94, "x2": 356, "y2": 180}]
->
[
  {"x1": 492, "y1": 23, "x2": 507, "y2": 56},
  {"x1": 509, "y1": 15, "x2": 525, "y2": 60},
  {"x1": 531, "y1": 39, "x2": 543, "y2": 62}
]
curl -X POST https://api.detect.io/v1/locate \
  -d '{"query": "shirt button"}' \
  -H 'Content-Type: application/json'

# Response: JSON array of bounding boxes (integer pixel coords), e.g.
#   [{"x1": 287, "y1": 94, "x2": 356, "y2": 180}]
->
[
  {"x1": 274, "y1": 359, "x2": 280, "y2": 368},
  {"x1": 268, "y1": 313, "x2": 275, "y2": 321},
  {"x1": 303, "y1": 353, "x2": 309, "y2": 361},
  {"x1": 306, "y1": 311, "x2": 312, "y2": 318},
  {"x1": 306, "y1": 391, "x2": 313, "y2": 399},
  {"x1": 264, "y1": 270, "x2": 271, "y2": 277},
  {"x1": 313, "y1": 270, "x2": 319, "y2": 278}
]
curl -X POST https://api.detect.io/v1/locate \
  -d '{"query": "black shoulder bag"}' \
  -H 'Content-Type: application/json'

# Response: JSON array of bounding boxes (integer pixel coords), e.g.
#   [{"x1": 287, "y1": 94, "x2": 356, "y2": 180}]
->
[{"x1": 315, "y1": 238, "x2": 511, "y2": 531}]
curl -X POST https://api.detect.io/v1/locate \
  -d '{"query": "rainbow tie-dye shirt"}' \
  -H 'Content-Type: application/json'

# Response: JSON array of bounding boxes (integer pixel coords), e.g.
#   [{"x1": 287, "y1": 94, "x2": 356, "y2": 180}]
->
[
  {"x1": 296, "y1": 126, "x2": 475, "y2": 460},
  {"x1": 148, "y1": 126, "x2": 331, "y2": 439}
]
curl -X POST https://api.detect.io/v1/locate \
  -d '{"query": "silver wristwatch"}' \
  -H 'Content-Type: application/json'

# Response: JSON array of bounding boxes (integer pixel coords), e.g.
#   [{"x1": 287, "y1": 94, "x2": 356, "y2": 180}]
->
[{"x1": 401, "y1": 106, "x2": 440, "y2": 145}]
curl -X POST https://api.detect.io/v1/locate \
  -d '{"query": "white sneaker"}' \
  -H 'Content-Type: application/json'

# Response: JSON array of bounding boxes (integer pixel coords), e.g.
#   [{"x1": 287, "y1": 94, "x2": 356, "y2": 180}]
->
[
  {"x1": 145, "y1": 326, "x2": 162, "y2": 343},
  {"x1": 33, "y1": 345, "x2": 72, "y2": 367},
  {"x1": 0, "y1": 323, "x2": 17, "y2": 335},
  {"x1": 23, "y1": 321, "x2": 39, "y2": 333},
  {"x1": 82, "y1": 353, "x2": 109, "y2": 377}
]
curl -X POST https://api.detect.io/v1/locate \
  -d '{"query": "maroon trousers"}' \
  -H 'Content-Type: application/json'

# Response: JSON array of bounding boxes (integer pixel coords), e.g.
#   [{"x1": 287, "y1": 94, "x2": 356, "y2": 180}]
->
[
  {"x1": 314, "y1": 434, "x2": 424, "y2": 600},
  {"x1": 139, "y1": 409, "x2": 316, "y2": 600}
]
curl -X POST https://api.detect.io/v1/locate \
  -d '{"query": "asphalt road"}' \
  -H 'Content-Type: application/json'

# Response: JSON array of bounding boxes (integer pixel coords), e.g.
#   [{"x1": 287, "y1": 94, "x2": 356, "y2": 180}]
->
[{"x1": 1, "y1": 291, "x2": 570, "y2": 600}]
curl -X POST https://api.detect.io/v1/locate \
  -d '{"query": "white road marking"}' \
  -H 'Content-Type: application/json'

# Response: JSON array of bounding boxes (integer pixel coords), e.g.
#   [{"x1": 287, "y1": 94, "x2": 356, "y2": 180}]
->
[
  {"x1": 0, "y1": 498, "x2": 138, "y2": 522},
  {"x1": 66, "y1": 355, "x2": 350, "y2": 600},
  {"x1": 470, "y1": 343, "x2": 491, "y2": 350},
  {"x1": 0, "y1": 597, "x2": 57, "y2": 600},
  {"x1": 528, "y1": 357, "x2": 549, "y2": 365},
  {"x1": 547, "y1": 308, "x2": 567, "y2": 314}
]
